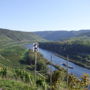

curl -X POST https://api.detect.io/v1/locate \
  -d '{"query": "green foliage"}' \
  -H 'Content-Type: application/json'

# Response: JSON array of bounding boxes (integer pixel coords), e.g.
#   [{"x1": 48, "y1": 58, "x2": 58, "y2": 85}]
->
[
  {"x1": 0, "y1": 28, "x2": 90, "y2": 90},
  {"x1": 0, "y1": 46, "x2": 28, "y2": 69},
  {"x1": 40, "y1": 41, "x2": 90, "y2": 69},
  {"x1": 67, "y1": 74, "x2": 90, "y2": 89},
  {"x1": 0, "y1": 79, "x2": 34, "y2": 90},
  {"x1": 0, "y1": 45, "x2": 50, "y2": 90},
  {"x1": 35, "y1": 30, "x2": 90, "y2": 41},
  {"x1": 0, "y1": 67, "x2": 7, "y2": 78},
  {"x1": 14, "y1": 69, "x2": 31, "y2": 83},
  {"x1": 51, "y1": 70, "x2": 66, "y2": 90},
  {"x1": 68, "y1": 74, "x2": 81, "y2": 89},
  {"x1": 0, "y1": 66, "x2": 88, "y2": 90},
  {"x1": 81, "y1": 74, "x2": 89, "y2": 88},
  {"x1": 23, "y1": 50, "x2": 48, "y2": 73},
  {"x1": 0, "y1": 28, "x2": 46, "y2": 44}
]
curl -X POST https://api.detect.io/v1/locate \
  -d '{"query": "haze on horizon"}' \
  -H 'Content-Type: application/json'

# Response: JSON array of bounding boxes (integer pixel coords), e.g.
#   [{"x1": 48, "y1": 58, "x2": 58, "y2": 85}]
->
[{"x1": 0, "y1": 0, "x2": 90, "y2": 32}]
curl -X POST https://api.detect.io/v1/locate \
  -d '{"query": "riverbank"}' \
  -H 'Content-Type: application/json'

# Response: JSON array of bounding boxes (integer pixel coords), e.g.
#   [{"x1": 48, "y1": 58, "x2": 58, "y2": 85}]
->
[
  {"x1": 39, "y1": 46, "x2": 90, "y2": 70},
  {"x1": 39, "y1": 42, "x2": 90, "y2": 70},
  {"x1": 25, "y1": 44, "x2": 90, "y2": 90},
  {"x1": 55, "y1": 53, "x2": 90, "y2": 69}
]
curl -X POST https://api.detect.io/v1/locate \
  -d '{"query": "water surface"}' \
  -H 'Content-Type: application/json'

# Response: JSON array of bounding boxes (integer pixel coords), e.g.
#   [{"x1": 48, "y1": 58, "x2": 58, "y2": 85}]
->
[{"x1": 25, "y1": 44, "x2": 90, "y2": 77}]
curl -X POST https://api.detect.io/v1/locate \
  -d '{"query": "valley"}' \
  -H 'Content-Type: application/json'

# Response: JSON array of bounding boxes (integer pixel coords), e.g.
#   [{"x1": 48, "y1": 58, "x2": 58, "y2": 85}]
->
[{"x1": 0, "y1": 28, "x2": 90, "y2": 90}]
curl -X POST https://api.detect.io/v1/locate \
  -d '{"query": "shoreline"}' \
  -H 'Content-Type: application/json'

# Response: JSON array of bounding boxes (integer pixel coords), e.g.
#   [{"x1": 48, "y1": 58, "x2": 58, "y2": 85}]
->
[
  {"x1": 55, "y1": 53, "x2": 90, "y2": 70},
  {"x1": 40, "y1": 48, "x2": 90, "y2": 70}
]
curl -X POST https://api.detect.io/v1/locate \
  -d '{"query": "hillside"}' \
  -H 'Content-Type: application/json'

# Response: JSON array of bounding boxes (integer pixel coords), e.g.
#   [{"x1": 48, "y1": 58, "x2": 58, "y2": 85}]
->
[
  {"x1": 34, "y1": 30, "x2": 90, "y2": 41},
  {"x1": 67, "y1": 31, "x2": 90, "y2": 45},
  {"x1": 0, "y1": 45, "x2": 88, "y2": 90},
  {"x1": 0, "y1": 28, "x2": 46, "y2": 48},
  {"x1": 0, "y1": 28, "x2": 89, "y2": 89},
  {"x1": 39, "y1": 33, "x2": 90, "y2": 69},
  {"x1": 0, "y1": 45, "x2": 49, "y2": 90}
]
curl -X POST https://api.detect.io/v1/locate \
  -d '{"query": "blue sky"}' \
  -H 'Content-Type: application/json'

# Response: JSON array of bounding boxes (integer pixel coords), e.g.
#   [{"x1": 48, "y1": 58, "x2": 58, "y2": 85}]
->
[{"x1": 0, "y1": 0, "x2": 90, "y2": 31}]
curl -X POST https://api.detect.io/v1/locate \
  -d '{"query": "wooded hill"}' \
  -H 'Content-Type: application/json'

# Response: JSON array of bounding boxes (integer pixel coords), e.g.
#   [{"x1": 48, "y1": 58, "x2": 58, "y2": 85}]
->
[
  {"x1": 39, "y1": 32, "x2": 90, "y2": 69},
  {"x1": 34, "y1": 30, "x2": 90, "y2": 41}
]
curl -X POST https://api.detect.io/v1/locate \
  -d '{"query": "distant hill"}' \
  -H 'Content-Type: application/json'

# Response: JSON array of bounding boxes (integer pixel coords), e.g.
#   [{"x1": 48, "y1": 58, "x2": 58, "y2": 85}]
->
[
  {"x1": 79, "y1": 31, "x2": 90, "y2": 37},
  {"x1": 0, "y1": 28, "x2": 46, "y2": 42},
  {"x1": 34, "y1": 30, "x2": 90, "y2": 41},
  {"x1": 0, "y1": 28, "x2": 46, "y2": 48},
  {"x1": 39, "y1": 32, "x2": 90, "y2": 69},
  {"x1": 67, "y1": 31, "x2": 90, "y2": 43}
]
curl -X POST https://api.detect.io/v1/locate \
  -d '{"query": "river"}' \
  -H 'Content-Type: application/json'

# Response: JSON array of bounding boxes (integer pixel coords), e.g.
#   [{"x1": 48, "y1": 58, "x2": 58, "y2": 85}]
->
[{"x1": 25, "y1": 44, "x2": 90, "y2": 77}]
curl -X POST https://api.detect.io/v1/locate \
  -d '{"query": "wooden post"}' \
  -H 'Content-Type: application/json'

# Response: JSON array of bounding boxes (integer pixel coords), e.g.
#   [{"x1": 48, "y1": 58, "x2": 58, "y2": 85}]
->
[
  {"x1": 35, "y1": 52, "x2": 37, "y2": 85},
  {"x1": 33, "y1": 42, "x2": 39, "y2": 85},
  {"x1": 50, "y1": 55, "x2": 52, "y2": 90},
  {"x1": 67, "y1": 56, "x2": 69, "y2": 89}
]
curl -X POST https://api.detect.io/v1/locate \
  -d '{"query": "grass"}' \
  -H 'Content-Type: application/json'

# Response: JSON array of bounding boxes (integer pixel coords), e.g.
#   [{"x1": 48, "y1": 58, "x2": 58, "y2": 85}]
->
[
  {"x1": 0, "y1": 46, "x2": 27, "y2": 69},
  {"x1": 0, "y1": 45, "x2": 89, "y2": 90},
  {"x1": 0, "y1": 33, "x2": 89, "y2": 90},
  {"x1": 0, "y1": 78, "x2": 35, "y2": 90}
]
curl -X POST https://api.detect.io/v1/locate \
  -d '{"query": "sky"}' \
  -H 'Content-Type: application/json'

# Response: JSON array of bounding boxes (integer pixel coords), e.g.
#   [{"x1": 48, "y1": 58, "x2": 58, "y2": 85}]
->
[{"x1": 0, "y1": 0, "x2": 90, "y2": 32}]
